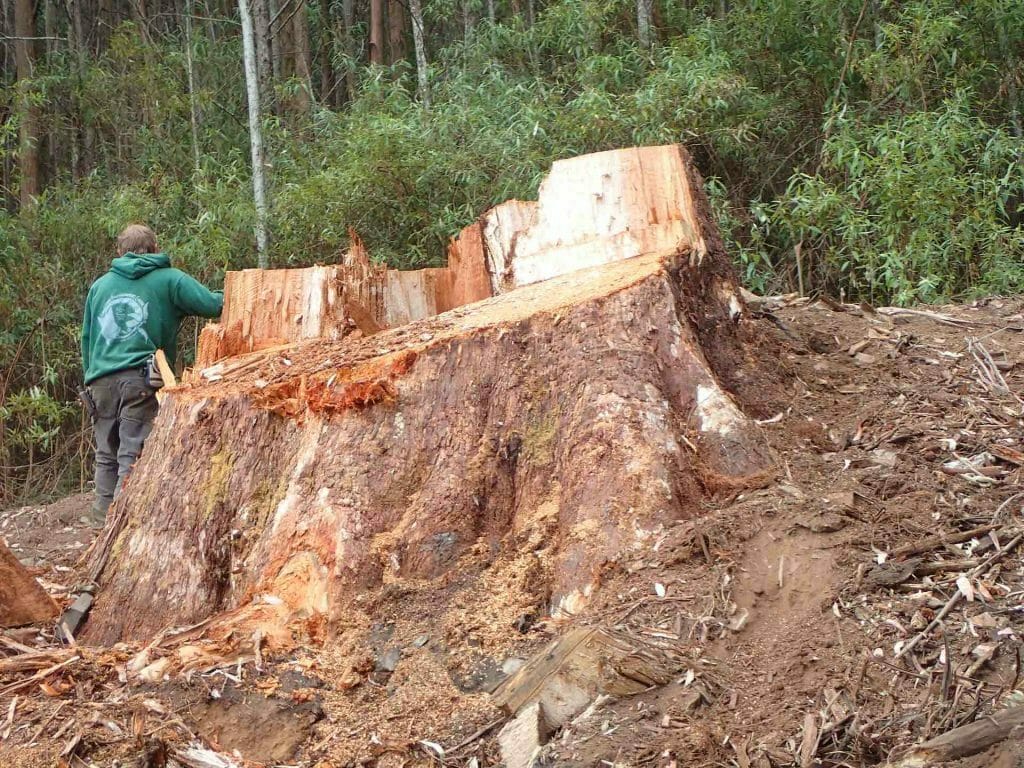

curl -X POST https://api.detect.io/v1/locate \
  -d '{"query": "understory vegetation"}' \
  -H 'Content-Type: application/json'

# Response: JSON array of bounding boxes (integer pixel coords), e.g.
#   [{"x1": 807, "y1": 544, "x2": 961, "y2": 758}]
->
[{"x1": 1, "y1": 0, "x2": 1022, "y2": 501}]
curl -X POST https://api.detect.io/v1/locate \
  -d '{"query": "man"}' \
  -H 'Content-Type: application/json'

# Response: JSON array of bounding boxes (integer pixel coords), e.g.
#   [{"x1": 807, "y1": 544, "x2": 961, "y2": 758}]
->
[{"x1": 81, "y1": 224, "x2": 224, "y2": 526}]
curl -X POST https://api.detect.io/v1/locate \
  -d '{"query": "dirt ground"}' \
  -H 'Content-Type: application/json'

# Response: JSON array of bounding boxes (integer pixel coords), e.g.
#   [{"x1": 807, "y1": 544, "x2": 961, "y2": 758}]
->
[{"x1": 2, "y1": 295, "x2": 1023, "y2": 767}]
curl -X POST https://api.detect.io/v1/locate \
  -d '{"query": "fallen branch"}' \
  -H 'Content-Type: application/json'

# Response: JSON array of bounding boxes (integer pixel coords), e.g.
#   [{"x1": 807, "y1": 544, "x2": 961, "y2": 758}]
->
[
  {"x1": 0, "y1": 654, "x2": 80, "y2": 698},
  {"x1": 875, "y1": 307, "x2": 983, "y2": 328},
  {"x1": 887, "y1": 703, "x2": 1024, "y2": 767},
  {"x1": 890, "y1": 524, "x2": 1000, "y2": 560}
]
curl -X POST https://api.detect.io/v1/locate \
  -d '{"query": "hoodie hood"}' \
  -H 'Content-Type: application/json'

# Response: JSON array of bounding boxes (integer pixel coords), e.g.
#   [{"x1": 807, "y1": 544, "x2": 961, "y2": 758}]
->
[{"x1": 110, "y1": 252, "x2": 171, "y2": 279}]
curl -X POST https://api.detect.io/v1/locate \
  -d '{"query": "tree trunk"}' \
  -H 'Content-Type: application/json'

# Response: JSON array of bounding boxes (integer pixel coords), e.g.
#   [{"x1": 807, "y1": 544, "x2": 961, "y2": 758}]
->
[
  {"x1": 386, "y1": 0, "x2": 403, "y2": 63},
  {"x1": 485, "y1": 0, "x2": 493, "y2": 23},
  {"x1": 69, "y1": 0, "x2": 93, "y2": 178},
  {"x1": 14, "y1": 0, "x2": 40, "y2": 208},
  {"x1": 636, "y1": 0, "x2": 654, "y2": 47},
  {"x1": 292, "y1": 0, "x2": 312, "y2": 110},
  {"x1": 275, "y1": 0, "x2": 295, "y2": 78},
  {"x1": 317, "y1": 0, "x2": 334, "y2": 104},
  {"x1": 239, "y1": 0, "x2": 270, "y2": 266},
  {"x1": 340, "y1": 0, "x2": 355, "y2": 101},
  {"x1": 251, "y1": 0, "x2": 274, "y2": 113},
  {"x1": 408, "y1": 0, "x2": 428, "y2": 107},
  {"x1": 1, "y1": 540, "x2": 58, "y2": 627},
  {"x1": 129, "y1": 0, "x2": 150, "y2": 43},
  {"x1": 368, "y1": 0, "x2": 382, "y2": 64},
  {"x1": 267, "y1": 0, "x2": 282, "y2": 79},
  {"x1": 83, "y1": 145, "x2": 774, "y2": 647},
  {"x1": 97, "y1": 0, "x2": 113, "y2": 50},
  {"x1": 184, "y1": 0, "x2": 202, "y2": 174},
  {"x1": 43, "y1": 0, "x2": 56, "y2": 56}
]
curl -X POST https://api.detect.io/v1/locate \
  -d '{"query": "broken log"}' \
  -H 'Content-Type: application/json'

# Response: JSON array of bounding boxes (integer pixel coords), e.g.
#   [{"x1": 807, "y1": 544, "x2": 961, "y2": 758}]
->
[
  {"x1": 492, "y1": 627, "x2": 679, "y2": 726},
  {"x1": 888, "y1": 704, "x2": 1024, "y2": 767},
  {"x1": 83, "y1": 145, "x2": 774, "y2": 648},
  {"x1": 0, "y1": 540, "x2": 58, "y2": 627}
]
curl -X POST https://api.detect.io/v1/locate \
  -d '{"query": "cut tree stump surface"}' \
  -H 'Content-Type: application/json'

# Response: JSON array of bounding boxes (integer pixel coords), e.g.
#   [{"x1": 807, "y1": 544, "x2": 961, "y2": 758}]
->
[
  {"x1": 85, "y1": 145, "x2": 772, "y2": 647},
  {"x1": 85, "y1": 247, "x2": 771, "y2": 646}
]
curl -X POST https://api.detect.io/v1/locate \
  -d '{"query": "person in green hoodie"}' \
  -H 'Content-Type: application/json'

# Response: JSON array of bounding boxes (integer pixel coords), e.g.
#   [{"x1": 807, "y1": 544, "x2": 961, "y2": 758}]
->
[{"x1": 81, "y1": 224, "x2": 224, "y2": 526}]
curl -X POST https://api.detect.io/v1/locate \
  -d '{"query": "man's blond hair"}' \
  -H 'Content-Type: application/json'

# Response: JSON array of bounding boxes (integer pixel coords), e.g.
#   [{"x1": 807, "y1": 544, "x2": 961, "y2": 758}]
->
[{"x1": 116, "y1": 224, "x2": 158, "y2": 256}]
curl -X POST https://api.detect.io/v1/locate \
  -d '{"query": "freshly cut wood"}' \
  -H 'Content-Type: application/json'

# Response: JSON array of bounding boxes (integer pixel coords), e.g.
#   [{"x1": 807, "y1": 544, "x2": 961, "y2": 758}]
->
[
  {"x1": 888, "y1": 704, "x2": 1024, "y2": 767},
  {"x1": 196, "y1": 233, "x2": 493, "y2": 370},
  {"x1": 458, "y1": 145, "x2": 727, "y2": 294},
  {"x1": 195, "y1": 237, "x2": 387, "y2": 369},
  {"x1": 492, "y1": 627, "x2": 679, "y2": 726},
  {"x1": 383, "y1": 268, "x2": 451, "y2": 327},
  {"x1": 84, "y1": 146, "x2": 774, "y2": 649},
  {"x1": 0, "y1": 540, "x2": 58, "y2": 627},
  {"x1": 498, "y1": 702, "x2": 553, "y2": 768}
]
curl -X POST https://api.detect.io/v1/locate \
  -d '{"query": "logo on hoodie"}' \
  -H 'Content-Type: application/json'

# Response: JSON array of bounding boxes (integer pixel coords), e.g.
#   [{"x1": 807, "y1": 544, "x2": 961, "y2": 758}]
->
[{"x1": 97, "y1": 294, "x2": 152, "y2": 345}]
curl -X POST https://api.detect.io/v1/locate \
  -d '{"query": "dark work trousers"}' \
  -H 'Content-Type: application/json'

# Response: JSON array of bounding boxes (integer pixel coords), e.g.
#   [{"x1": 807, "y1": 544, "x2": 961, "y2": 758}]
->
[{"x1": 88, "y1": 368, "x2": 158, "y2": 521}]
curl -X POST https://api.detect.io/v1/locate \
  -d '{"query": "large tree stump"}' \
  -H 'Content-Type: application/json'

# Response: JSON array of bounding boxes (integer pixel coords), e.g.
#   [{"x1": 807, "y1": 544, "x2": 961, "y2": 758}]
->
[
  {"x1": 0, "y1": 540, "x2": 58, "y2": 627},
  {"x1": 84, "y1": 145, "x2": 773, "y2": 647}
]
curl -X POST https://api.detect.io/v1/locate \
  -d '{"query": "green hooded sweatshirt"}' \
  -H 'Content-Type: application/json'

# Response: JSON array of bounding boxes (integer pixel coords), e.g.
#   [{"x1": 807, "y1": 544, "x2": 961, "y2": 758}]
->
[{"x1": 81, "y1": 253, "x2": 224, "y2": 384}]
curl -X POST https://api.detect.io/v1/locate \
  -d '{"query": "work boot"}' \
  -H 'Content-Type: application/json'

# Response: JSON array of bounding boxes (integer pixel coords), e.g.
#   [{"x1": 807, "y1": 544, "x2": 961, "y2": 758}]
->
[{"x1": 79, "y1": 506, "x2": 107, "y2": 529}]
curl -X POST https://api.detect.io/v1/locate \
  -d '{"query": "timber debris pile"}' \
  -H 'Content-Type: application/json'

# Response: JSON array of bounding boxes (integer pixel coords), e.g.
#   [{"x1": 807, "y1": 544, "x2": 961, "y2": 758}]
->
[{"x1": 2, "y1": 145, "x2": 1024, "y2": 768}]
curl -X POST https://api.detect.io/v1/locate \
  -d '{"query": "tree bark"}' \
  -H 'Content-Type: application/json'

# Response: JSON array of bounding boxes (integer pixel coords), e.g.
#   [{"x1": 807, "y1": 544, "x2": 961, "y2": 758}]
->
[
  {"x1": 129, "y1": 0, "x2": 151, "y2": 43},
  {"x1": 97, "y1": 0, "x2": 113, "y2": 50},
  {"x1": 340, "y1": 0, "x2": 355, "y2": 101},
  {"x1": 317, "y1": 0, "x2": 334, "y2": 104},
  {"x1": 267, "y1": 0, "x2": 282, "y2": 79},
  {"x1": 292, "y1": 0, "x2": 312, "y2": 110},
  {"x1": 42, "y1": 0, "x2": 56, "y2": 55},
  {"x1": 239, "y1": 0, "x2": 270, "y2": 266},
  {"x1": 368, "y1": 0, "x2": 382, "y2": 64},
  {"x1": 184, "y1": 0, "x2": 202, "y2": 174},
  {"x1": 386, "y1": 0, "x2": 403, "y2": 63},
  {"x1": 14, "y1": 0, "x2": 39, "y2": 208},
  {"x1": 84, "y1": 145, "x2": 774, "y2": 647},
  {"x1": 636, "y1": 0, "x2": 654, "y2": 47},
  {"x1": 408, "y1": 0, "x2": 428, "y2": 107},
  {"x1": 1, "y1": 540, "x2": 58, "y2": 627},
  {"x1": 251, "y1": 0, "x2": 274, "y2": 112},
  {"x1": 889, "y1": 705, "x2": 1024, "y2": 767}
]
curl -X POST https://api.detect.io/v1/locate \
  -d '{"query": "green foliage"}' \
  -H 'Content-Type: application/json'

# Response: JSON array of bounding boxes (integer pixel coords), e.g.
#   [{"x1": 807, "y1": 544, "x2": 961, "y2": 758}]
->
[
  {"x1": 772, "y1": 97, "x2": 1023, "y2": 303},
  {"x1": 2, "y1": 0, "x2": 1023, "y2": 503}
]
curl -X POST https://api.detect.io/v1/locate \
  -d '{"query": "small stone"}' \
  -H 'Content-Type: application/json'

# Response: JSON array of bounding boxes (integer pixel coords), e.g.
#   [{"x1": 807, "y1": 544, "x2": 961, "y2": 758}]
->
[
  {"x1": 501, "y1": 657, "x2": 526, "y2": 676},
  {"x1": 413, "y1": 635, "x2": 430, "y2": 648},
  {"x1": 375, "y1": 647, "x2": 402, "y2": 674}
]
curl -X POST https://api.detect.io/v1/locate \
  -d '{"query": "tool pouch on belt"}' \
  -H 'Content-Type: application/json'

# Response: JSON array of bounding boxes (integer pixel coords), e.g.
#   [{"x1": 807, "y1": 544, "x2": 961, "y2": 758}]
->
[
  {"x1": 77, "y1": 386, "x2": 98, "y2": 421},
  {"x1": 145, "y1": 353, "x2": 165, "y2": 389}
]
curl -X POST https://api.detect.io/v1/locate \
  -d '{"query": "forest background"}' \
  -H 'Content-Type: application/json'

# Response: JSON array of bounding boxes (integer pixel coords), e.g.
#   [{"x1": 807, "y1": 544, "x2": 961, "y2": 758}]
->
[{"x1": 0, "y1": 0, "x2": 1021, "y2": 502}]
